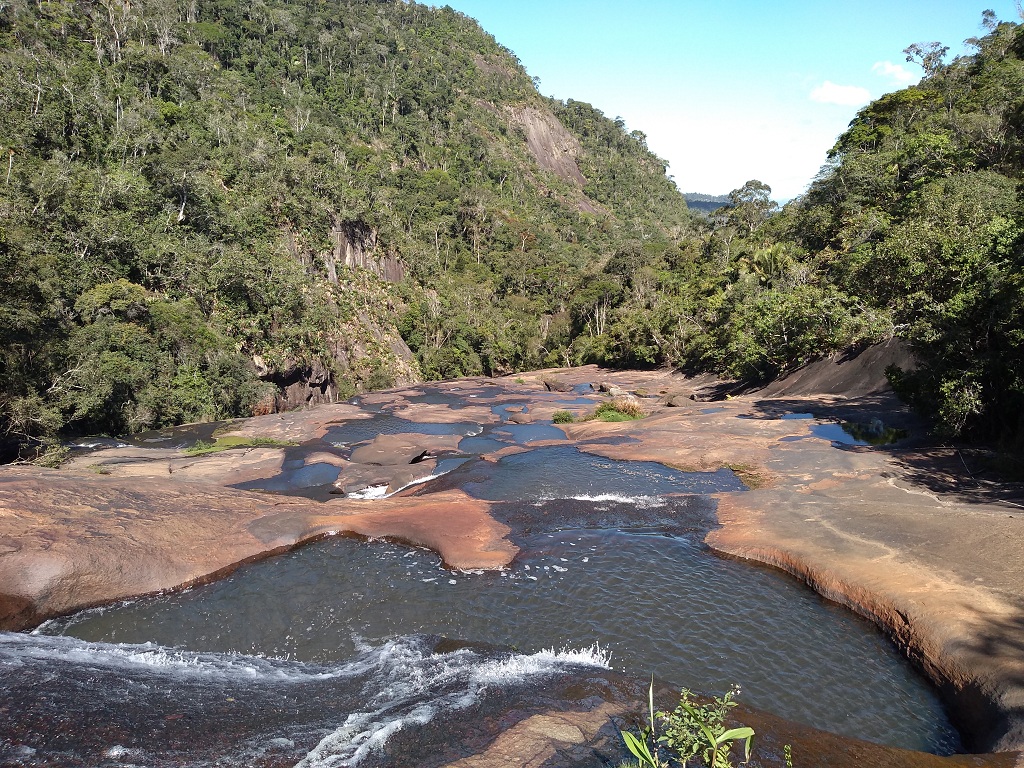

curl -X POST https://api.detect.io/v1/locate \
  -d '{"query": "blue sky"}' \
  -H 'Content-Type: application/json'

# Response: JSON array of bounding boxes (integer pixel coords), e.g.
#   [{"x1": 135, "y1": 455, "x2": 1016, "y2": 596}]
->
[{"x1": 439, "y1": 1, "x2": 1020, "y2": 201}]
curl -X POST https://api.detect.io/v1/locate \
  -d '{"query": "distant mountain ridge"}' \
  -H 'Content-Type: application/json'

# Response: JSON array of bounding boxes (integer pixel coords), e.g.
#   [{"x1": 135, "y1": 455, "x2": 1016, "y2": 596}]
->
[{"x1": 684, "y1": 192, "x2": 731, "y2": 214}]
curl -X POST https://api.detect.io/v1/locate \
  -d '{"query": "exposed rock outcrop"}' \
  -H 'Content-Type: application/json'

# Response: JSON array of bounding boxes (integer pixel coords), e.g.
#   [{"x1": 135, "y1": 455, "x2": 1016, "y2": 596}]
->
[
  {"x1": 508, "y1": 106, "x2": 587, "y2": 188},
  {"x1": 0, "y1": 473, "x2": 516, "y2": 631},
  {"x1": 325, "y1": 219, "x2": 405, "y2": 284},
  {"x1": 5, "y1": 349, "x2": 1024, "y2": 762},
  {"x1": 507, "y1": 105, "x2": 602, "y2": 214}
]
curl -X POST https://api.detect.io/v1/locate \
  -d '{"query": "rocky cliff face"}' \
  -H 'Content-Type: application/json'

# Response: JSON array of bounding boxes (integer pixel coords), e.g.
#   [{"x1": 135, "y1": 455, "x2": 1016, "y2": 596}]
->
[
  {"x1": 251, "y1": 261, "x2": 421, "y2": 413},
  {"x1": 325, "y1": 220, "x2": 406, "y2": 285},
  {"x1": 254, "y1": 328, "x2": 419, "y2": 414},
  {"x1": 508, "y1": 105, "x2": 602, "y2": 214}
]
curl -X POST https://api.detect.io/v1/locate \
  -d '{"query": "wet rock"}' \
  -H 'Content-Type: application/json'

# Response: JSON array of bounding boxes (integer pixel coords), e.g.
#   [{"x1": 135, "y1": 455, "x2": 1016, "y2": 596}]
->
[
  {"x1": 0, "y1": 472, "x2": 517, "y2": 630},
  {"x1": 438, "y1": 703, "x2": 623, "y2": 768},
  {"x1": 506, "y1": 412, "x2": 533, "y2": 425},
  {"x1": 410, "y1": 449, "x2": 434, "y2": 464},
  {"x1": 385, "y1": 462, "x2": 438, "y2": 494},
  {"x1": 4, "y1": 350, "x2": 1024, "y2": 760}
]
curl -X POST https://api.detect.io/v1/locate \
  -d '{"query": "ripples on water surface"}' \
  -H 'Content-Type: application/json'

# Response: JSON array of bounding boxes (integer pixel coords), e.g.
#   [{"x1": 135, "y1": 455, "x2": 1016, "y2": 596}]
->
[
  {"x1": 42, "y1": 504, "x2": 959, "y2": 755},
  {"x1": 455, "y1": 445, "x2": 746, "y2": 500},
  {"x1": 11, "y1": 384, "x2": 962, "y2": 765}
]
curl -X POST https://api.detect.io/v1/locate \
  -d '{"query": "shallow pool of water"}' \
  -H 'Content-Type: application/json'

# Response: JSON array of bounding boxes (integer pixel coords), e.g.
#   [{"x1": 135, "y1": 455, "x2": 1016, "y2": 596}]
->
[
  {"x1": 31, "y1": 384, "x2": 962, "y2": 765},
  {"x1": 445, "y1": 445, "x2": 747, "y2": 501},
  {"x1": 41, "y1": 521, "x2": 959, "y2": 754}
]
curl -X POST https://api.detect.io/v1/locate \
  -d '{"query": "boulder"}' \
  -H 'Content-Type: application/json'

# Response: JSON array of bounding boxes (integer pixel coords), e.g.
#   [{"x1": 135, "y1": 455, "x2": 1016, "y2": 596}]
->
[
  {"x1": 349, "y1": 433, "x2": 461, "y2": 466},
  {"x1": 542, "y1": 377, "x2": 574, "y2": 393},
  {"x1": 598, "y1": 382, "x2": 626, "y2": 397},
  {"x1": 659, "y1": 392, "x2": 694, "y2": 407}
]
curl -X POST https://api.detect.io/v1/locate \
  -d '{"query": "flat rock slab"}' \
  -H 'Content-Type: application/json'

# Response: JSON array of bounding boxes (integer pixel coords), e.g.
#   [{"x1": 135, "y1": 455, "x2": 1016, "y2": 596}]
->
[
  {"x1": 349, "y1": 433, "x2": 463, "y2": 465},
  {"x1": 65, "y1": 444, "x2": 292, "y2": 487},
  {"x1": 711, "y1": 485, "x2": 1024, "y2": 753},
  {"x1": 388, "y1": 401, "x2": 497, "y2": 425},
  {"x1": 216, "y1": 402, "x2": 372, "y2": 442},
  {"x1": 439, "y1": 703, "x2": 623, "y2": 768},
  {"x1": 0, "y1": 469, "x2": 516, "y2": 631}
]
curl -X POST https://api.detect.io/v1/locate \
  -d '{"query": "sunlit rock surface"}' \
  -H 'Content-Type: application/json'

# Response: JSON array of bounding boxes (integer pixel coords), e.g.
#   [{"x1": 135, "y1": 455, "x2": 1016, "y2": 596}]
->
[{"x1": 2, "y1": 345, "x2": 1024, "y2": 764}]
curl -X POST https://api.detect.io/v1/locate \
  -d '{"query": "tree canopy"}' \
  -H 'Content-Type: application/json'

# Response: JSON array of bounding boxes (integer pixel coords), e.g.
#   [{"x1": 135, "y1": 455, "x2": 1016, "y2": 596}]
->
[{"x1": 2, "y1": 3, "x2": 1024, "y2": 453}]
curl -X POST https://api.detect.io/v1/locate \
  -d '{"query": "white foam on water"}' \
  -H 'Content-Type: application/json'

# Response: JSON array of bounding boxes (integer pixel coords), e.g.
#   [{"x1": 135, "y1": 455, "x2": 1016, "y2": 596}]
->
[
  {"x1": 346, "y1": 484, "x2": 389, "y2": 500},
  {"x1": 471, "y1": 643, "x2": 611, "y2": 684},
  {"x1": 569, "y1": 493, "x2": 667, "y2": 508},
  {"x1": 345, "y1": 463, "x2": 460, "y2": 500},
  {"x1": 294, "y1": 641, "x2": 611, "y2": 767},
  {"x1": 0, "y1": 633, "x2": 344, "y2": 684},
  {"x1": 104, "y1": 745, "x2": 144, "y2": 759}
]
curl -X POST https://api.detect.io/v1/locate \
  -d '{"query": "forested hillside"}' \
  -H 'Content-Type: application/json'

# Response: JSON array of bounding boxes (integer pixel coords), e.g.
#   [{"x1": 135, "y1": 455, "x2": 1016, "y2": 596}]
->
[
  {"x1": 0, "y1": 0, "x2": 688, "y2": 448},
  {"x1": 2, "y1": 2, "x2": 1023, "y2": 453},
  {"x1": 783, "y1": 16, "x2": 1024, "y2": 445}
]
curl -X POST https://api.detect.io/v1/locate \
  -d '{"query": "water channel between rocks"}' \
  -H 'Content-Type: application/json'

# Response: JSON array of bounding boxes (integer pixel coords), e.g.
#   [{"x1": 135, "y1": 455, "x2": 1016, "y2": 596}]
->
[{"x1": 10, "y1": 384, "x2": 962, "y2": 766}]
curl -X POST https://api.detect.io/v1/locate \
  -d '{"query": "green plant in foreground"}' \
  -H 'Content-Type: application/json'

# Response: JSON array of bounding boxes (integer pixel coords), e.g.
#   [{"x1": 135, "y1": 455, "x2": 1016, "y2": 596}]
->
[
  {"x1": 662, "y1": 687, "x2": 753, "y2": 768},
  {"x1": 619, "y1": 680, "x2": 755, "y2": 768},
  {"x1": 621, "y1": 676, "x2": 665, "y2": 768},
  {"x1": 552, "y1": 410, "x2": 575, "y2": 424}
]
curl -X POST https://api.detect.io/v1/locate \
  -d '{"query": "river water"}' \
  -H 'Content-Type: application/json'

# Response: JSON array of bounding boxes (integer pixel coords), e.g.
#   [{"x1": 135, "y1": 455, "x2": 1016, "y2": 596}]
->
[{"x1": 2, "y1": 384, "x2": 962, "y2": 766}]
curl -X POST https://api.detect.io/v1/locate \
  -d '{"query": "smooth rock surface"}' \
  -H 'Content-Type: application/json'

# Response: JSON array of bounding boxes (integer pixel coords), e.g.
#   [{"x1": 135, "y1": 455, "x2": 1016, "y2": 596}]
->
[
  {"x1": 0, "y1": 472, "x2": 515, "y2": 630},
  {"x1": 3, "y1": 351, "x2": 1024, "y2": 764}
]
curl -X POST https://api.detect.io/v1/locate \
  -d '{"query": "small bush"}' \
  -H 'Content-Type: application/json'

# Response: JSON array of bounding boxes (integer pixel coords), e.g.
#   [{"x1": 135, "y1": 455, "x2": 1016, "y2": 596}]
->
[
  {"x1": 364, "y1": 366, "x2": 396, "y2": 392},
  {"x1": 552, "y1": 410, "x2": 575, "y2": 424},
  {"x1": 594, "y1": 397, "x2": 645, "y2": 421},
  {"x1": 31, "y1": 440, "x2": 70, "y2": 468},
  {"x1": 618, "y1": 682, "x2": 755, "y2": 768}
]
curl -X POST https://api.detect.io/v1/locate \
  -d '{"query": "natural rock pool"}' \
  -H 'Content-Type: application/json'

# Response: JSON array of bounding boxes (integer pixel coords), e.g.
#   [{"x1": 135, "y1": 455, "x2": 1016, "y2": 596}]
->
[
  {"x1": 39, "y1": 517, "x2": 959, "y2": 756},
  {"x1": 1, "y1": 381, "x2": 968, "y2": 766}
]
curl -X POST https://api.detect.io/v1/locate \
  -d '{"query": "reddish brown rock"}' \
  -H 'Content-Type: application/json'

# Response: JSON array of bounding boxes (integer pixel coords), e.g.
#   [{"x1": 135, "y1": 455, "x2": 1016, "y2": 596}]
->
[
  {"x1": 390, "y1": 401, "x2": 497, "y2": 425},
  {"x1": 4, "y1": 352, "x2": 1024, "y2": 761},
  {"x1": 348, "y1": 433, "x2": 462, "y2": 465},
  {"x1": 710, "y1": 486, "x2": 1024, "y2": 753},
  {"x1": 217, "y1": 402, "x2": 372, "y2": 442},
  {"x1": 0, "y1": 469, "x2": 516, "y2": 631},
  {"x1": 440, "y1": 703, "x2": 623, "y2": 768}
]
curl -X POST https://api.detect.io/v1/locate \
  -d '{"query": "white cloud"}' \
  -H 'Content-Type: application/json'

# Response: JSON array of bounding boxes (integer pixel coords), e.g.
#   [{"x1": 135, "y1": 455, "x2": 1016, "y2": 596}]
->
[
  {"x1": 809, "y1": 81, "x2": 872, "y2": 106},
  {"x1": 633, "y1": 103, "x2": 856, "y2": 201},
  {"x1": 871, "y1": 60, "x2": 917, "y2": 86}
]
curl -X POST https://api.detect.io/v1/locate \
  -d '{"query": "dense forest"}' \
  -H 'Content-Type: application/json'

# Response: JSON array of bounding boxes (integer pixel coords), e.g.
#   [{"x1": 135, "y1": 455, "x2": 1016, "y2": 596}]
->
[{"x1": 1, "y1": 1, "x2": 1022, "y2": 454}]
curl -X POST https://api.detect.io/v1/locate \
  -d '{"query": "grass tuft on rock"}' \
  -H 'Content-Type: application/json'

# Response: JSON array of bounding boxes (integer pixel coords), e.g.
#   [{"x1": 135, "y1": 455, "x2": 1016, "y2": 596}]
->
[
  {"x1": 592, "y1": 398, "x2": 646, "y2": 422},
  {"x1": 183, "y1": 436, "x2": 297, "y2": 456}
]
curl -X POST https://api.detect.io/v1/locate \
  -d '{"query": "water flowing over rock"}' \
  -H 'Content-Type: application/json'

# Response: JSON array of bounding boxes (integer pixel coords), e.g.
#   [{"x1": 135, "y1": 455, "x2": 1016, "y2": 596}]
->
[{"x1": 2, "y1": 356, "x2": 1024, "y2": 765}]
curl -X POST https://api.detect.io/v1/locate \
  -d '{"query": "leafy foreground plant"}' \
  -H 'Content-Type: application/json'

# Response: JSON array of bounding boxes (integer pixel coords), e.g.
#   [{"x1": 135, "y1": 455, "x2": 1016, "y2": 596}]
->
[{"x1": 619, "y1": 679, "x2": 755, "y2": 768}]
